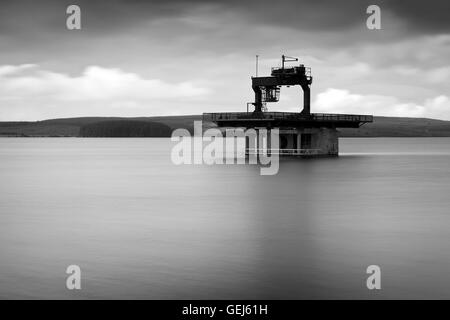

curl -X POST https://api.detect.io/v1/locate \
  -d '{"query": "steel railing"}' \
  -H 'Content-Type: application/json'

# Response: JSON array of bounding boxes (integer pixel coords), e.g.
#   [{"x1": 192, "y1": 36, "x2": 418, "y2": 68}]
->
[
  {"x1": 245, "y1": 148, "x2": 322, "y2": 155},
  {"x1": 203, "y1": 112, "x2": 373, "y2": 123}
]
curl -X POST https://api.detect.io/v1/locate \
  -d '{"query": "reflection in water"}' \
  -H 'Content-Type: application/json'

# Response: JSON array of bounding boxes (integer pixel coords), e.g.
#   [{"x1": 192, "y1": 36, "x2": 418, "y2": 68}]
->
[{"x1": 0, "y1": 138, "x2": 450, "y2": 299}]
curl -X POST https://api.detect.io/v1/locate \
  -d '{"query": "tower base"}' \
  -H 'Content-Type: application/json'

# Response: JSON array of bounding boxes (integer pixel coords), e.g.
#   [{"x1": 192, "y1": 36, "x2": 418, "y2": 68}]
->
[{"x1": 245, "y1": 127, "x2": 338, "y2": 157}]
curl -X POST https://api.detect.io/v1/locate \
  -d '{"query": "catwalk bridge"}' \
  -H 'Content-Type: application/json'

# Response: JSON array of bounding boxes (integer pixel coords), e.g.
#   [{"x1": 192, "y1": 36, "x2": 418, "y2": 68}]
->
[{"x1": 203, "y1": 112, "x2": 373, "y2": 128}]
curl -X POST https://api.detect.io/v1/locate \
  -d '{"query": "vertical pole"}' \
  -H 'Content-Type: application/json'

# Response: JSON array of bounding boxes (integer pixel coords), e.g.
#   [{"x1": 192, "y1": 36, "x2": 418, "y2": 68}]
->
[
  {"x1": 255, "y1": 55, "x2": 259, "y2": 77},
  {"x1": 256, "y1": 128, "x2": 259, "y2": 160},
  {"x1": 245, "y1": 135, "x2": 249, "y2": 159}
]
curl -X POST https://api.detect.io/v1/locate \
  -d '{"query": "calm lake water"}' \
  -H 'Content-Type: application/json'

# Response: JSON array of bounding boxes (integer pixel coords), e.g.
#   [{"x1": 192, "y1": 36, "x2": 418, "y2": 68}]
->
[{"x1": 1, "y1": 137, "x2": 450, "y2": 299}]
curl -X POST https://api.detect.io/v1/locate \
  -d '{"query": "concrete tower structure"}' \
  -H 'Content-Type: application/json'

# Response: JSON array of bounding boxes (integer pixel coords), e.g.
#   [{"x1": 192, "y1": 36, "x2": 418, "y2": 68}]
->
[{"x1": 203, "y1": 55, "x2": 373, "y2": 156}]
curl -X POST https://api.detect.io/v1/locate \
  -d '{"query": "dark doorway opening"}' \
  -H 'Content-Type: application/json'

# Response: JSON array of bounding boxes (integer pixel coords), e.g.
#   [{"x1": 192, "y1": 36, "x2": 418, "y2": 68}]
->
[{"x1": 301, "y1": 134, "x2": 312, "y2": 149}]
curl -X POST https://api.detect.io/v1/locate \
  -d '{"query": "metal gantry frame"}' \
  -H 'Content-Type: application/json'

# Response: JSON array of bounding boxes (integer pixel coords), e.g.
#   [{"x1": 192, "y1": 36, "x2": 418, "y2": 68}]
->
[{"x1": 251, "y1": 55, "x2": 313, "y2": 114}]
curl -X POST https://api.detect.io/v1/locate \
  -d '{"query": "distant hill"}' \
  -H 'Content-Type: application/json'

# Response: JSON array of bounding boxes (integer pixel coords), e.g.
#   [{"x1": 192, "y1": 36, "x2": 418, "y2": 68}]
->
[
  {"x1": 1, "y1": 115, "x2": 450, "y2": 137},
  {"x1": 79, "y1": 120, "x2": 172, "y2": 137},
  {"x1": 0, "y1": 115, "x2": 200, "y2": 137},
  {"x1": 339, "y1": 116, "x2": 450, "y2": 137}
]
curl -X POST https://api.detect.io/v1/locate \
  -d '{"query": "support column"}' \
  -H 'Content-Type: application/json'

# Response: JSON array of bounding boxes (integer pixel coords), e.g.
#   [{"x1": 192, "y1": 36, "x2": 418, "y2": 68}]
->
[
  {"x1": 301, "y1": 84, "x2": 310, "y2": 115},
  {"x1": 255, "y1": 128, "x2": 260, "y2": 160}
]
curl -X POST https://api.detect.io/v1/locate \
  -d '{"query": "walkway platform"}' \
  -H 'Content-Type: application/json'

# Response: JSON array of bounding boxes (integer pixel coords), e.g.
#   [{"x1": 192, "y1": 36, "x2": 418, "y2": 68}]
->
[{"x1": 203, "y1": 112, "x2": 373, "y2": 128}]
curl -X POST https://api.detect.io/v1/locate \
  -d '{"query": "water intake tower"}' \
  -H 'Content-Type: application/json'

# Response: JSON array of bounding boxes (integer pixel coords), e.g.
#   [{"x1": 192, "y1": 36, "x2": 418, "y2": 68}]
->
[{"x1": 203, "y1": 55, "x2": 373, "y2": 156}]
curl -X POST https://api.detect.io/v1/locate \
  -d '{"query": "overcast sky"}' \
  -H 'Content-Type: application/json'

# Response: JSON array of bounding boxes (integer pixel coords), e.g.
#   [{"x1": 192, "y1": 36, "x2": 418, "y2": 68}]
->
[{"x1": 0, "y1": 0, "x2": 449, "y2": 121}]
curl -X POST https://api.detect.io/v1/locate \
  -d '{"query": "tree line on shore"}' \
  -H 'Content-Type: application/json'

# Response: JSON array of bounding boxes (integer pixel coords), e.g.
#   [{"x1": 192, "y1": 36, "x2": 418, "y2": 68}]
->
[{"x1": 79, "y1": 120, "x2": 172, "y2": 137}]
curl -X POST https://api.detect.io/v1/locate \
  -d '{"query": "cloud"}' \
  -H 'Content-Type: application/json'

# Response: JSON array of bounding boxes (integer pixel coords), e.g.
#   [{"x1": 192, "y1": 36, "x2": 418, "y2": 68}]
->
[
  {"x1": 387, "y1": 0, "x2": 450, "y2": 34},
  {"x1": 425, "y1": 66, "x2": 450, "y2": 84},
  {"x1": 0, "y1": 64, "x2": 37, "y2": 76},
  {"x1": 313, "y1": 88, "x2": 450, "y2": 120},
  {"x1": 0, "y1": 64, "x2": 210, "y2": 120},
  {"x1": 2, "y1": 0, "x2": 448, "y2": 42},
  {"x1": 0, "y1": 1, "x2": 448, "y2": 121}
]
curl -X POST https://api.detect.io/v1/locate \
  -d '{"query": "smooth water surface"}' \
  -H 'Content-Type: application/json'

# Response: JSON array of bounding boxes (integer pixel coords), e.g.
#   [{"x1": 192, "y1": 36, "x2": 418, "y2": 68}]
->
[{"x1": 1, "y1": 137, "x2": 450, "y2": 299}]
